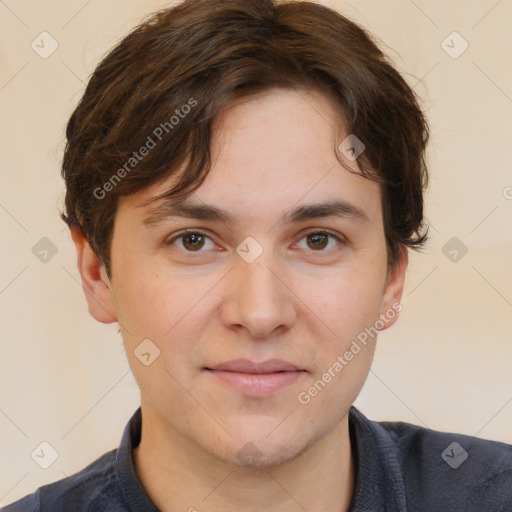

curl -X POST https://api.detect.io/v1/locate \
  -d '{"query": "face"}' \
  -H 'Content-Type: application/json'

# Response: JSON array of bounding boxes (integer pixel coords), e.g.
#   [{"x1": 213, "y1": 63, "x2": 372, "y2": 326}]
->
[{"x1": 76, "y1": 87, "x2": 406, "y2": 468}]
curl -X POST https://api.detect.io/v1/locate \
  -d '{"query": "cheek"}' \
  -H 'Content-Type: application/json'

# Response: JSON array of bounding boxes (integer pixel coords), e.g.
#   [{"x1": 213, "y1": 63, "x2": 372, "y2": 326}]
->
[
  {"x1": 295, "y1": 271, "x2": 382, "y2": 417},
  {"x1": 304, "y1": 263, "x2": 385, "y2": 342},
  {"x1": 110, "y1": 251, "x2": 176, "y2": 341},
  {"x1": 111, "y1": 254, "x2": 221, "y2": 351},
  {"x1": 111, "y1": 263, "x2": 206, "y2": 399}
]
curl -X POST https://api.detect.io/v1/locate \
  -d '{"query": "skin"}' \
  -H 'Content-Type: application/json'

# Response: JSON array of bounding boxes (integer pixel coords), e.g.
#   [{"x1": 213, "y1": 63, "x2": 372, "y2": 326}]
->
[{"x1": 71, "y1": 87, "x2": 407, "y2": 512}]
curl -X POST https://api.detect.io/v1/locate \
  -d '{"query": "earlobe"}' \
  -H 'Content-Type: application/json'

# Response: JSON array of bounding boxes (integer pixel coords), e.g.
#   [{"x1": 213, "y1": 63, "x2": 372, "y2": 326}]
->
[
  {"x1": 379, "y1": 247, "x2": 408, "y2": 331},
  {"x1": 70, "y1": 227, "x2": 118, "y2": 324}
]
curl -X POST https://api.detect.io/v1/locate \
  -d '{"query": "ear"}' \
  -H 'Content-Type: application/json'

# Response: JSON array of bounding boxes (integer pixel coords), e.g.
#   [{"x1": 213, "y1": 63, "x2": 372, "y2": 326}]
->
[
  {"x1": 378, "y1": 247, "x2": 407, "y2": 331},
  {"x1": 70, "y1": 227, "x2": 118, "y2": 324}
]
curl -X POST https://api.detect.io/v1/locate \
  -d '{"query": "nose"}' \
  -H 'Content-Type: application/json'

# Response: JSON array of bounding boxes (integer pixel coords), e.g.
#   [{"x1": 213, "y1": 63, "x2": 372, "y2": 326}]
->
[{"x1": 220, "y1": 252, "x2": 297, "y2": 340}]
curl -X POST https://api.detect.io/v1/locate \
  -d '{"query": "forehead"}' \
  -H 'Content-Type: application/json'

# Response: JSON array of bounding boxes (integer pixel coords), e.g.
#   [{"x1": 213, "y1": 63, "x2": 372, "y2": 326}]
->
[{"x1": 120, "y1": 87, "x2": 382, "y2": 225}]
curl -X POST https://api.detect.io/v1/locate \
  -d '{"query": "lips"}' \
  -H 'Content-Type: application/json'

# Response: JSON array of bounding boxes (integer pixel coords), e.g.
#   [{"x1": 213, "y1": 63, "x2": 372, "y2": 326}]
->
[
  {"x1": 204, "y1": 359, "x2": 306, "y2": 396},
  {"x1": 206, "y1": 358, "x2": 303, "y2": 373}
]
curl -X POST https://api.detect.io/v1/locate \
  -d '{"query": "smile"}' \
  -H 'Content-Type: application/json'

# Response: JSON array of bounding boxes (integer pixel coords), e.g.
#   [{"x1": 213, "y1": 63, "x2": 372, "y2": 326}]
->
[
  {"x1": 205, "y1": 369, "x2": 305, "y2": 396},
  {"x1": 204, "y1": 359, "x2": 307, "y2": 396}
]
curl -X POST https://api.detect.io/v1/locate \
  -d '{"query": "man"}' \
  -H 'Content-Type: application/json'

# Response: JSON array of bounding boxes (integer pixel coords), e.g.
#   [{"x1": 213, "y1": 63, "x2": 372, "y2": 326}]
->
[{"x1": 4, "y1": 0, "x2": 511, "y2": 511}]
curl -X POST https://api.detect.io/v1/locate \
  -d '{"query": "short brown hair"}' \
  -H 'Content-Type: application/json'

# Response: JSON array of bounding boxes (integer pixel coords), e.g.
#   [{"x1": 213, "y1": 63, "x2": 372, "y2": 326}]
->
[{"x1": 61, "y1": 0, "x2": 429, "y2": 278}]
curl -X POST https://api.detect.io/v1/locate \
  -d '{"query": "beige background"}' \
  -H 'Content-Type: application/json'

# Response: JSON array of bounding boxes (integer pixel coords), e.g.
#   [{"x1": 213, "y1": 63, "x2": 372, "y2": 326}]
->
[{"x1": 1, "y1": 0, "x2": 511, "y2": 506}]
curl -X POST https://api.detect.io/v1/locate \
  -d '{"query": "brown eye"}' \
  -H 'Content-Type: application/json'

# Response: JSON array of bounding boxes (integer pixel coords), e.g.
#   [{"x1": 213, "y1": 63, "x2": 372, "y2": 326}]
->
[
  {"x1": 296, "y1": 231, "x2": 345, "y2": 252},
  {"x1": 181, "y1": 233, "x2": 206, "y2": 251},
  {"x1": 167, "y1": 231, "x2": 215, "y2": 252},
  {"x1": 306, "y1": 232, "x2": 329, "y2": 250}
]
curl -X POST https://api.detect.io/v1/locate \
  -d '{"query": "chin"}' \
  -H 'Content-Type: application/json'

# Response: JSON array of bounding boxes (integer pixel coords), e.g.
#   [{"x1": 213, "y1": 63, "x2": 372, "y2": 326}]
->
[
  {"x1": 210, "y1": 424, "x2": 312, "y2": 470},
  {"x1": 234, "y1": 438, "x2": 310, "y2": 470}
]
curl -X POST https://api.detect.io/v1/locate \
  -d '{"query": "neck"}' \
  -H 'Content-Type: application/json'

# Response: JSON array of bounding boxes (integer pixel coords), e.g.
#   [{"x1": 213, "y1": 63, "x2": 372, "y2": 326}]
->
[{"x1": 133, "y1": 405, "x2": 355, "y2": 512}]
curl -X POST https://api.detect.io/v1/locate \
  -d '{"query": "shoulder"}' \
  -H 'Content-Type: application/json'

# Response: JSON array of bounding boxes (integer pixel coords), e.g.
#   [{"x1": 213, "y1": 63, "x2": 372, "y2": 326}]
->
[
  {"x1": 365, "y1": 410, "x2": 512, "y2": 511},
  {"x1": 2, "y1": 449, "x2": 123, "y2": 512}
]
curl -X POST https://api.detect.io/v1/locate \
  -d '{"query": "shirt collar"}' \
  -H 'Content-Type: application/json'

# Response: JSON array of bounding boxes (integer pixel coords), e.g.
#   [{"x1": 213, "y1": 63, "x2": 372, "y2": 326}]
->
[
  {"x1": 114, "y1": 406, "x2": 407, "y2": 511},
  {"x1": 348, "y1": 406, "x2": 407, "y2": 511},
  {"x1": 115, "y1": 407, "x2": 159, "y2": 511}
]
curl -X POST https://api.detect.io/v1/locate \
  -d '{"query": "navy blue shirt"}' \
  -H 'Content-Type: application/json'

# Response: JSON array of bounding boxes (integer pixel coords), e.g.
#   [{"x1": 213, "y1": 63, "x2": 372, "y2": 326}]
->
[{"x1": 3, "y1": 406, "x2": 512, "y2": 511}]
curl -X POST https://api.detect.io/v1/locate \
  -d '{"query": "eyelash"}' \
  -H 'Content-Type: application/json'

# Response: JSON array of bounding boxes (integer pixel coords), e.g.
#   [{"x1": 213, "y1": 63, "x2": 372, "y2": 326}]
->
[{"x1": 165, "y1": 229, "x2": 347, "y2": 254}]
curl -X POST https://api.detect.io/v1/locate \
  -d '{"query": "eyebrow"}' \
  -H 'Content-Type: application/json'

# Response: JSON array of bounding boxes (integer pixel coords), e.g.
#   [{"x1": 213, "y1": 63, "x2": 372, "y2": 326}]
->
[{"x1": 141, "y1": 198, "x2": 370, "y2": 227}]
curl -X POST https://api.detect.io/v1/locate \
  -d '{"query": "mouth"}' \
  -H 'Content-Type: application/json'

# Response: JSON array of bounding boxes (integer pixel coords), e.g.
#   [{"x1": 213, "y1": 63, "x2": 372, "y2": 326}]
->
[{"x1": 204, "y1": 359, "x2": 307, "y2": 396}]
